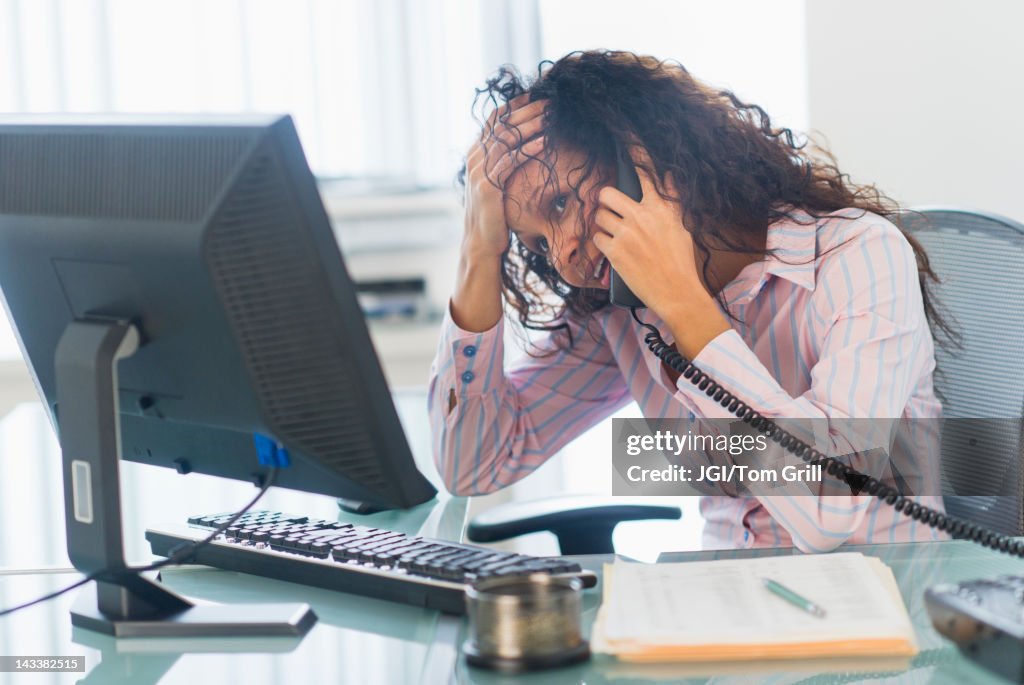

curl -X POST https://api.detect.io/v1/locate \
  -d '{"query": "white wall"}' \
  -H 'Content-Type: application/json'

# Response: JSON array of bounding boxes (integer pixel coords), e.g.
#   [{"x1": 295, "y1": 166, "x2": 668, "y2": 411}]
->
[
  {"x1": 539, "y1": 0, "x2": 808, "y2": 131},
  {"x1": 806, "y1": 0, "x2": 1024, "y2": 222}
]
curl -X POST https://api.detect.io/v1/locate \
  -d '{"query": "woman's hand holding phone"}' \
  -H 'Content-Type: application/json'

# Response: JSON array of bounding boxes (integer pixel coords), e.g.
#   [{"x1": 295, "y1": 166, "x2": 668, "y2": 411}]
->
[{"x1": 592, "y1": 146, "x2": 731, "y2": 359}]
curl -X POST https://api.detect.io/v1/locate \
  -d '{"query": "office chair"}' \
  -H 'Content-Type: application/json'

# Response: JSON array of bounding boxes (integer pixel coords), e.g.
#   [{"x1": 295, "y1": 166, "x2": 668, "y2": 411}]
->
[
  {"x1": 467, "y1": 495, "x2": 681, "y2": 555},
  {"x1": 903, "y1": 208, "x2": 1024, "y2": 535}
]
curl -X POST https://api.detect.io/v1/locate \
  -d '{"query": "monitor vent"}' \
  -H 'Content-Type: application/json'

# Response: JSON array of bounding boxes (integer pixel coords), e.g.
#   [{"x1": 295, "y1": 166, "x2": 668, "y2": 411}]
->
[
  {"x1": 204, "y1": 151, "x2": 391, "y2": 494},
  {"x1": 0, "y1": 132, "x2": 251, "y2": 221}
]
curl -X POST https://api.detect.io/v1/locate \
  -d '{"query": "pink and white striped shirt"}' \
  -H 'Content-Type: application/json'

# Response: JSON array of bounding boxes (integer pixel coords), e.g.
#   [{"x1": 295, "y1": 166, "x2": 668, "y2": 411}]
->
[{"x1": 428, "y1": 209, "x2": 947, "y2": 552}]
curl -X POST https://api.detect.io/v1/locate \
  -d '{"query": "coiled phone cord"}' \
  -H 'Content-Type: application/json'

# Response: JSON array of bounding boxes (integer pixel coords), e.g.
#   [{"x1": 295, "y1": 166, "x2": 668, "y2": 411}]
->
[{"x1": 630, "y1": 307, "x2": 1024, "y2": 558}]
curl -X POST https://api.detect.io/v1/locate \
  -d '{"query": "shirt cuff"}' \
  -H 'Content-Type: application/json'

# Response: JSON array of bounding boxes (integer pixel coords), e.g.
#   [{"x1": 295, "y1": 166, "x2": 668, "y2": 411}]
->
[{"x1": 436, "y1": 302, "x2": 505, "y2": 397}]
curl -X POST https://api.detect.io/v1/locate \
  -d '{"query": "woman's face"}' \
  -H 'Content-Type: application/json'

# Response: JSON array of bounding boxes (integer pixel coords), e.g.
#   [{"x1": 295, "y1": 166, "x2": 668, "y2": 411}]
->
[{"x1": 503, "y1": 147, "x2": 612, "y2": 290}]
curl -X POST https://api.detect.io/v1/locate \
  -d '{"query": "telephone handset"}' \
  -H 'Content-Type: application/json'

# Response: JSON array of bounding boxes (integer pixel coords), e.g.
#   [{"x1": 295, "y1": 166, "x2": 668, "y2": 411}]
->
[{"x1": 609, "y1": 143, "x2": 646, "y2": 308}]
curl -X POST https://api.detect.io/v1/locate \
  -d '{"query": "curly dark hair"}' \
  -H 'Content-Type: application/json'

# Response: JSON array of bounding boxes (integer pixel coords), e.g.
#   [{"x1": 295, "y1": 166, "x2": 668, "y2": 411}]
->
[{"x1": 459, "y1": 50, "x2": 955, "y2": 351}]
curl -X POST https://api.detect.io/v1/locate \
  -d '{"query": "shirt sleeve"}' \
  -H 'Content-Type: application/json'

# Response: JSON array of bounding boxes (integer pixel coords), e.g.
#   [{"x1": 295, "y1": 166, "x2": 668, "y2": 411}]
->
[
  {"x1": 427, "y1": 304, "x2": 631, "y2": 496},
  {"x1": 671, "y1": 223, "x2": 933, "y2": 553}
]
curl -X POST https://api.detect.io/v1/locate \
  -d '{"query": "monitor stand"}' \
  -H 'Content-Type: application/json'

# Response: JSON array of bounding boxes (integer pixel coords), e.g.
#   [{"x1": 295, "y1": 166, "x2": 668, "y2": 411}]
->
[{"x1": 55, "y1": 319, "x2": 317, "y2": 638}]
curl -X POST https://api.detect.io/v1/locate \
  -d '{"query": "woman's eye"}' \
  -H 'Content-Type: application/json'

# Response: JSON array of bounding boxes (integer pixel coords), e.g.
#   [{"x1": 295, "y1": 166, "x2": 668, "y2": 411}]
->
[
  {"x1": 552, "y1": 194, "x2": 568, "y2": 214},
  {"x1": 536, "y1": 237, "x2": 550, "y2": 253}
]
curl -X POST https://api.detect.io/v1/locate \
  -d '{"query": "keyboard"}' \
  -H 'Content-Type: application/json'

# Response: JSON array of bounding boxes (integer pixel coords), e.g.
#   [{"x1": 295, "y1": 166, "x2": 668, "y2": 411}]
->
[{"x1": 145, "y1": 510, "x2": 598, "y2": 615}]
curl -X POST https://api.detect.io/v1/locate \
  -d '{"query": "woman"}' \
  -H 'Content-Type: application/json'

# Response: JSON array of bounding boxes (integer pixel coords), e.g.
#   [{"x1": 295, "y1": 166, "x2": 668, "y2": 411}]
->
[{"x1": 428, "y1": 50, "x2": 950, "y2": 552}]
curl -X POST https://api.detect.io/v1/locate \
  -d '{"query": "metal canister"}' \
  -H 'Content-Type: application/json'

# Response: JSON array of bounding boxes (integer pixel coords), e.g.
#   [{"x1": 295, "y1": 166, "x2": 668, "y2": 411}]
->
[{"x1": 463, "y1": 573, "x2": 590, "y2": 673}]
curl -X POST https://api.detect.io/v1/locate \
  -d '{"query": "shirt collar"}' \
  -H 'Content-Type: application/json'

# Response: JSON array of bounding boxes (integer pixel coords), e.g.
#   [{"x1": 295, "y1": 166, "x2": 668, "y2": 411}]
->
[{"x1": 720, "y1": 213, "x2": 818, "y2": 305}]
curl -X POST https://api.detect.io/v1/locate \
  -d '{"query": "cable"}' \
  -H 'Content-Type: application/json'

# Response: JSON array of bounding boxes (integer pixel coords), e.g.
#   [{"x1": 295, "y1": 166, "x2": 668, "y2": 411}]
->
[
  {"x1": 0, "y1": 467, "x2": 278, "y2": 619},
  {"x1": 0, "y1": 574, "x2": 97, "y2": 619},
  {"x1": 135, "y1": 466, "x2": 278, "y2": 573},
  {"x1": 630, "y1": 307, "x2": 1024, "y2": 559}
]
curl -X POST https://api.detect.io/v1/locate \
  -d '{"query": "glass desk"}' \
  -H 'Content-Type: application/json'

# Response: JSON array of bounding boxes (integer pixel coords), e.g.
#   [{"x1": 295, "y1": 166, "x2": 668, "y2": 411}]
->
[
  {"x1": 0, "y1": 540, "x2": 1020, "y2": 684},
  {"x1": 1, "y1": 392, "x2": 1021, "y2": 684}
]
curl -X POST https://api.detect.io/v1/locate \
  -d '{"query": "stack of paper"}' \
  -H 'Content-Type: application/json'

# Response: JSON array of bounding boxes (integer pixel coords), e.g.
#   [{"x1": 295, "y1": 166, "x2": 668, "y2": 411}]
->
[{"x1": 592, "y1": 552, "x2": 918, "y2": 662}]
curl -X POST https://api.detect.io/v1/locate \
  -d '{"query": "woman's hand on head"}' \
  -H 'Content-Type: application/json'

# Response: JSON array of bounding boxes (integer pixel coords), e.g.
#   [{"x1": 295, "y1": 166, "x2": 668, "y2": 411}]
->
[
  {"x1": 592, "y1": 145, "x2": 730, "y2": 356},
  {"x1": 462, "y1": 95, "x2": 546, "y2": 260},
  {"x1": 450, "y1": 96, "x2": 545, "y2": 333}
]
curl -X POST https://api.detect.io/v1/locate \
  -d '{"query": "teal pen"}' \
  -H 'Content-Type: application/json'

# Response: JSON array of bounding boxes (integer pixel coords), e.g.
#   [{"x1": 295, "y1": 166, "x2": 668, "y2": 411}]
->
[{"x1": 761, "y1": 578, "x2": 827, "y2": 618}]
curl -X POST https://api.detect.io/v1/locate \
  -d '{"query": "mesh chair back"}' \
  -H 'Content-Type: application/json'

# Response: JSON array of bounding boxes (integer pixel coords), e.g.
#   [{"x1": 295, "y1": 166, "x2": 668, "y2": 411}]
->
[{"x1": 903, "y1": 208, "x2": 1024, "y2": 535}]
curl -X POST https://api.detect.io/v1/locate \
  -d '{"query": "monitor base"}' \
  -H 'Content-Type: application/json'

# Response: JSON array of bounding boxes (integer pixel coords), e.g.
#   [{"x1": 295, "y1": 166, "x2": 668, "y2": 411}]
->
[{"x1": 70, "y1": 582, "x2": 316, "y2": 638}]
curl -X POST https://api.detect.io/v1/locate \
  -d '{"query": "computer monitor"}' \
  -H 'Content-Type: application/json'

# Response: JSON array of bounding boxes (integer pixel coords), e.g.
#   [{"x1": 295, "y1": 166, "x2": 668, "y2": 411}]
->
[{"x1": 0, "y1": 114, "x2": 436, "y2": 636}]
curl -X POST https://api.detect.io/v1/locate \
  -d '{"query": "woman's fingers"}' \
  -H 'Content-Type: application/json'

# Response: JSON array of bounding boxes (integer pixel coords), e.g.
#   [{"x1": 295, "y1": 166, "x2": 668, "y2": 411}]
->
[
  {"x1": 627, "y1": 143, "x2": 659, "y2": 198},
  {"x1": 481, "y1": 94, "x2": 527, "y2": 137},
  {"x1": 483, "y1": 117, "x2": 545, "y2": 179},
  {"x1": 465, "y1": 96, "x2": 547, "y2": 195},
  {"x1": 594, "y1": 206, "x2": 625, "y2": 236},
  {"x1": 482, "y1": 98, "x2": 545, "y2": 153},
  {"x1": 480, "y1": 96, "x2": 542, "y2": 145},
  {"x1": 467, "y1": 135, "x2": 543, "y2": 190},
  {"x1": 597, "y1": 186, "x2": 637, "y2": 219},
  {"x1": 489, "y1": 136, "x2": 545, "y2": 186},
  {"x1": 485, "y1": 108, "x2": 545, "y2": 159},
  {"x1": 592, "y1": 229, "x2": 616, "y2": 260},
  {"x1": 505, "y1": 98, "x2": 545, "y2": 126},
  {"x1": 470, "y1": 96, "x2": 547, "y2": 179}
]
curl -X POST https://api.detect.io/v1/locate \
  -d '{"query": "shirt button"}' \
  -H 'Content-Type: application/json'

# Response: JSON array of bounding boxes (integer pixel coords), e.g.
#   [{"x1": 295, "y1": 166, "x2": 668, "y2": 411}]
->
[
  {"x1": 461, "y1": 371, "x2": 475, "y2": 383},
  {"x1": 463, "y1": 345, "x2": 477, "y2": 357}
]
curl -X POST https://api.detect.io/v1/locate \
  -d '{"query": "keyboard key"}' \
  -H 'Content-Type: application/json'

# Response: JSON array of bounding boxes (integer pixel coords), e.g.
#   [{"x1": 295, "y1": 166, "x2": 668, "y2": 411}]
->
[
  {"x1": 436, "y1": 565, "x2": 467, "y2": 582},
  {"x1": 412, "y1": 552, "x2": 457, "y2": 573},
  {"x1": 373, "y1": 540, "x2": 410, "y2": 554},
  {"x1": 477, "y1": 558, "x2": 526, "y2": 574},
  {"x1": 359, "y1": 538, "x2": 401, "y2": 553},
  {"x1": 307, "y1": 542, "x2": 331, "y2": 558},
  {"x1": 339, "y1": 547, "x2": 364, "y2": 561},
  {"x1": 436, "y1": 550, "x2": 479, "y2": 567},
  {"x1": 357, "y1": 548, "x2": 382, "y2": 563},
  {"x1": 387, "y1": 541, "x2": 430, "y2": 556},
  {"x1": 460, "y1": 556, "x2": 503, "y2": 573}
]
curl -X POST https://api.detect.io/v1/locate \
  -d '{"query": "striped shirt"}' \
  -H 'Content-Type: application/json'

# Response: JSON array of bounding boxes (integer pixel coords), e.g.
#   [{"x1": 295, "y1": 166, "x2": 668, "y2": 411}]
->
[{"x1": 427, "y1": 209, "x2": 947, "y2": 552}]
